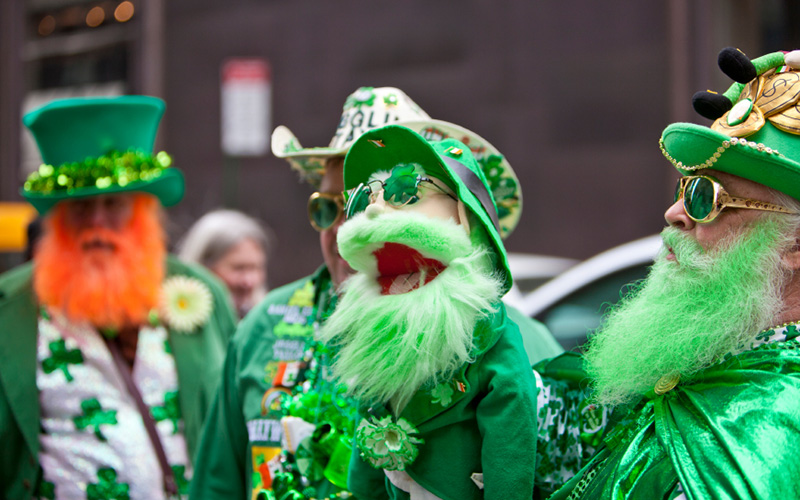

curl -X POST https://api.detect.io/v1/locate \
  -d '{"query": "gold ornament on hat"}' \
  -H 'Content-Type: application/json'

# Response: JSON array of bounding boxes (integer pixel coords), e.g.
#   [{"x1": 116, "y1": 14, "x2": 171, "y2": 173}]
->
[{"x1": 712, "y1": 58, "x2": 800, "y2": 138}]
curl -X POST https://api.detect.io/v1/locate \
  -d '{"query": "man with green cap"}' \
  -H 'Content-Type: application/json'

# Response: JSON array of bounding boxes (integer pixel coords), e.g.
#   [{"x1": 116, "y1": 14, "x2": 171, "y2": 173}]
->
[
  {"x1": 317, "y1": 124, "x2": 538, "y2": 499},
  {"x1": 190, "y1": 87, "x2": 560, "y2": 500},
  {"x1": 0, "y1": 96, "x2": 237, "y2": 500},
  {"x1": 549, "y1": 48, "x2": 800, "y2": 499}
]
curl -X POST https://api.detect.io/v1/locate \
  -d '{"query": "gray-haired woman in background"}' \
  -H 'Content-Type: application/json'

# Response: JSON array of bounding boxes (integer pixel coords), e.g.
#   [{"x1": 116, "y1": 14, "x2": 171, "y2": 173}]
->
[{"x1": 178, "y1": 209, "x2": 272, "y2": 318}]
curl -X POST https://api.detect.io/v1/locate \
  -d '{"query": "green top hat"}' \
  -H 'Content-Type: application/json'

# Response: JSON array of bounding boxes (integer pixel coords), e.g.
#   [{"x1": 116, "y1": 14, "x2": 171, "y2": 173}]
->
[
  {"x1": 661, "y1": 48, "x2": 800, "y2": 201},
  {"x1": 343, "y1": 124, "x2": 511, "y2": 293},
  {"x1": 22, "y1": 95, "x2": 184, "y2": 214}
]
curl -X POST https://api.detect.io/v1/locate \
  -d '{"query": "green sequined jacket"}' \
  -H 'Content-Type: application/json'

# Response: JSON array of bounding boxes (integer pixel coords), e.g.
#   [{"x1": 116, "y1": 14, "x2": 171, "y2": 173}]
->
[{"x1": 0, "y1": 257, "x2": 237, "y2": 500}]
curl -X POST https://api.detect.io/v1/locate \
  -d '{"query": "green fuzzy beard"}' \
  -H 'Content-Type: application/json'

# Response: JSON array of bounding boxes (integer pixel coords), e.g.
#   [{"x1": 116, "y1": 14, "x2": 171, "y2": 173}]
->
[
  {"x1": 585, "y1": 217, "x2": 795, "y2": 407},
  {"x1": 317, "y1": 211, "x2": 503, "y2": 413}
]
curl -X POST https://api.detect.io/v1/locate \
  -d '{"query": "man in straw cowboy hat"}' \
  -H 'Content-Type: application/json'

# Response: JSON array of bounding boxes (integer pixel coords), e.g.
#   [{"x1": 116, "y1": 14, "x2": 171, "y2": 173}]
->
[
  {"x1": 191, "y1": 86, "x2": 561, "y2": 500},
  {"x1": 0, "y1": 96, "x2": 238, "y2": 500},
  {"x1": 550, "y1": 47, "x2": 800, "y2": 499}
]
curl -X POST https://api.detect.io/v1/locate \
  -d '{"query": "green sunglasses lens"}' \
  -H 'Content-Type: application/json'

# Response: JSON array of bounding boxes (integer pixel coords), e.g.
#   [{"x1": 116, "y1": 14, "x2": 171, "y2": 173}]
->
[
  {"x1": 674, "y1": 178, "x2": 683, "y2": 203},
  {"x1": 310, "y1": 197, "x2": 340, "y2": 230},
  {"x1": 345, "y1": 184, "x2": 371, "y2": 218},
  {"x1": 684, "y1": 177, "x2": 715, "y2": 220},
  {"x1": 383, "y1": 166, "x2": 422, "y2": 206}
]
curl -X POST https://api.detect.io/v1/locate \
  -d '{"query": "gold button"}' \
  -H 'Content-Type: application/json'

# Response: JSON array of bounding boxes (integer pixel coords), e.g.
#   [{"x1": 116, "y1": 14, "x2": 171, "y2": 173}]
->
[{"x1": 654, "y1": 372, "x2": 680, "y2": 395}]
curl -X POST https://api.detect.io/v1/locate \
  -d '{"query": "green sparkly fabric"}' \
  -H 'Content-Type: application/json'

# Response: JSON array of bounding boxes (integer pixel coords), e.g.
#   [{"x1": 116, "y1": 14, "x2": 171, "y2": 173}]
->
[
  {"x1": 551, "y1": 332, "x2": 800, "y2": 500},
  {"x1": 24, "y1": 149, "x2": 172, "y2": 195}
]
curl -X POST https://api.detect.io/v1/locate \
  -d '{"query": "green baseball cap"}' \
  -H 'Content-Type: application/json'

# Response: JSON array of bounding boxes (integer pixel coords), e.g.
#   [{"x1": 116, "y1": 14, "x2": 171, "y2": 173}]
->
[
  {"x1": 21, "y1": 95, "x2": 184, "y2": 214},
  {"x1": 343, "y1": 124, "x2": 511, "y2": 293},
  {"x1": 660, "y1": 48, "x2": 800, "y2": 201}
]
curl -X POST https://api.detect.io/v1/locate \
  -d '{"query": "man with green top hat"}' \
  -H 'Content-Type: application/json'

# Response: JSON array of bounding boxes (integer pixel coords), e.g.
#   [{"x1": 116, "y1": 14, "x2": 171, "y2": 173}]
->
[
  {"x1": 190, "y1": 87, "x2": 559, "y2": 500},
  {"x1": 549, "y1": 48, "x2": 800, "y2": 499},
  {"x1": 0, "y1": 96, "x2": 237, "y2": 500},
  {"x1": 317, "y1": 124, "x2": 538, "y2": 500}
]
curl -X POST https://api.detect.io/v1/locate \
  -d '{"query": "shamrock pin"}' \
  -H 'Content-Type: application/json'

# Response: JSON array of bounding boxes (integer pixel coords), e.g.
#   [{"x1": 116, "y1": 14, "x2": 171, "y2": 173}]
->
[{"x1": 430, "y1": 383, "x2": 454, "y2": 407}]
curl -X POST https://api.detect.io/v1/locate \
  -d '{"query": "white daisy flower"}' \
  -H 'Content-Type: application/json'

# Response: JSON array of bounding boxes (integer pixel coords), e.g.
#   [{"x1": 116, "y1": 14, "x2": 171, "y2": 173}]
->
[{"x1": 160, "y1": 275, "x2": 213, "y2": 333}]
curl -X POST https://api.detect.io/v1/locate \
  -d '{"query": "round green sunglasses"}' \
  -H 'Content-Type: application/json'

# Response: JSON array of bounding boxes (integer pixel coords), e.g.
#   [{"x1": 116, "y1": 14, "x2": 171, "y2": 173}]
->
[
  {"x1": 308, "y1": 192, "x2": 344, "y2": 231},
  {"x1": 344, "y1": 165, "x2": 456, "y2": 219},
  {"x1": 674, "y1": 175, "x2": 798, "y2": 223}
]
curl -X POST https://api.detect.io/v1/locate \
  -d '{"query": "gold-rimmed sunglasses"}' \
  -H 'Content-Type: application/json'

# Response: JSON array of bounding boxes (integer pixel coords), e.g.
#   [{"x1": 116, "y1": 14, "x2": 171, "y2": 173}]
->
[
  {"x1": 674, "y1": 175, "x2": 799, "y2": 223},
  {"x1": 308, "y1": 192, "x2": 344, "y2": 231}
]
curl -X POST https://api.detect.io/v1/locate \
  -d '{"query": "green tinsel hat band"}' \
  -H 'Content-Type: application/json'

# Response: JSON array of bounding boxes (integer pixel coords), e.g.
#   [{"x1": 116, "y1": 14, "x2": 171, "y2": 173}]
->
[{"x1": 24, "y1": 149, "x2": 173, "y2": 194}]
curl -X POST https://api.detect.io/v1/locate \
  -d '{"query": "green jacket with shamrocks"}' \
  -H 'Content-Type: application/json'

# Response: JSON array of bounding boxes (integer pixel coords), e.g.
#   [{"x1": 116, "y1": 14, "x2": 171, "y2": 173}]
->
[
  {"x1": 348, "y1": 302, "x2": 538, "y2": 500},
  {"x1": 0, "y1": 257, "x2": 237, "y2": 500}
]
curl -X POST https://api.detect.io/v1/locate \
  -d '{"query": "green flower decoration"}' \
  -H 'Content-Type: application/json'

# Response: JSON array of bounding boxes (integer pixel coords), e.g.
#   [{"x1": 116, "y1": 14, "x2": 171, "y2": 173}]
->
[
  {"x1": 384, "y1": 164, "x2": 420, "y2": 205},
  {"x1": 430, "y1": 382, "x2": 454, "y2": 407},
  {"x1": 355, "y1": 416, "x2": 424, "y2": 471},
  {"x1": 23, "y1": 149, "x2": 172, "y2": 195}
]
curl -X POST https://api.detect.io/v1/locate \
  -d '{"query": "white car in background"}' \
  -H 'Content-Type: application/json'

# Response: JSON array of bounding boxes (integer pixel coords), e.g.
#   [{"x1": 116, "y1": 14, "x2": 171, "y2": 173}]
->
[{"x1": 505, "y1": 235, "x2": 663, "y2": 350}]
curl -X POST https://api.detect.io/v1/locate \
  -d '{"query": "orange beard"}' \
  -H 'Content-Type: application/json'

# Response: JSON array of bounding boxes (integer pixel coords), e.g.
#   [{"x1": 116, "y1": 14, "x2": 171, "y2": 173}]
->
[{"x1": 34, "y1": 194, "x2": 166, "y2": 329}]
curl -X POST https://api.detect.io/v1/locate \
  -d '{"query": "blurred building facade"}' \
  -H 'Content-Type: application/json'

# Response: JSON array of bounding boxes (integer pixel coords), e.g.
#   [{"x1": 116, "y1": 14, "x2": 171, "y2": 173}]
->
[{"x1": 2, "y1": 0, "x2": 799, "y2": 284}]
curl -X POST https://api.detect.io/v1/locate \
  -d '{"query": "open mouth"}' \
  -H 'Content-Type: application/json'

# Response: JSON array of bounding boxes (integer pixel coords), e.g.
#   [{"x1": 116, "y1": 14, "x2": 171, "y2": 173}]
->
[{"x1": 373, "y1": 242, "x2": 446, "y2": 295}]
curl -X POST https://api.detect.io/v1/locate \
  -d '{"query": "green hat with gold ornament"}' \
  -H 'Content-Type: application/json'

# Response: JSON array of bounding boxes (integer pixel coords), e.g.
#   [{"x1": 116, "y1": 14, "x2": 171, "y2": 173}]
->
[
  {"x1": 343, "y1": 124, "x2": 512, "y2": 293},
  {"x1": 661, "y1": 47, "x2": 800, "y2": 201},
  {"x1": 22, "y1": 95, "x2": 184, "y2": 215}
]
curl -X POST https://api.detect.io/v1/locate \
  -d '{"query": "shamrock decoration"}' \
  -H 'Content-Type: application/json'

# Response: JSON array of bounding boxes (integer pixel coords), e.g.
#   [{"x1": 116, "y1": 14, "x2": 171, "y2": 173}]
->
[
  {"x1": 384, "y1": 164, "x2": 421, "y2": 205},
  {"x1": 171, "y1": 465, "x2": 191, "y2": 496},
  {"x1": 344, "y1": 87, "x2": 376, "y2": 109},
  {"x1": 383, "y1": 93, "x2": 399, "y2": 107},
  {"x1": 42, "y1": 338, "x2": 83, "y2": 382},
  {"x1": 755, "y1": 329, "x2": 775, "y2": 342},
  {"x1": 151, "y1": 390, "x2": 182, "y2": 434},
  {"x1": 355, "y1": 416, "x2": 424, "y2": 471},
  {"x1": 86, "y1": 467, "x2": 130, "y2": 500},
  {"x1": 430, "y1": 382, "x2": 454, "y2": 407},
  {"x1": 73, "y1": 398, "x2": 118, "y2": 441}
]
